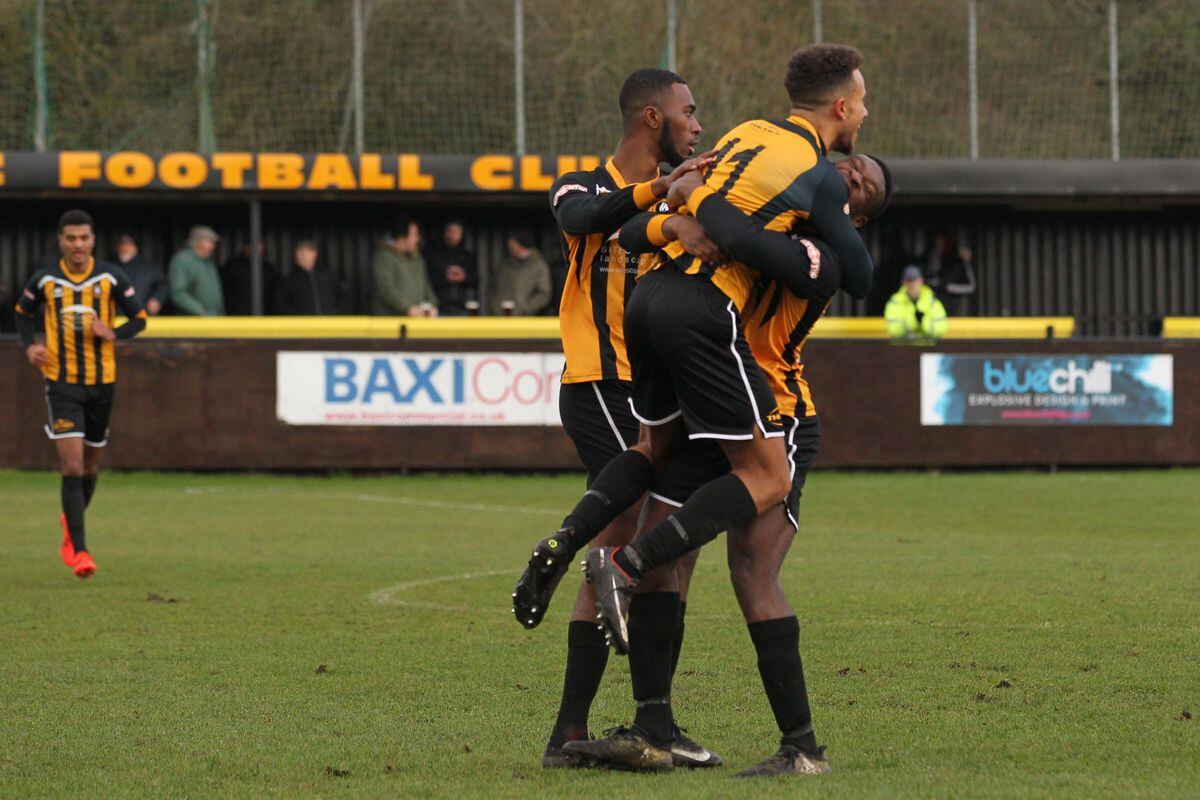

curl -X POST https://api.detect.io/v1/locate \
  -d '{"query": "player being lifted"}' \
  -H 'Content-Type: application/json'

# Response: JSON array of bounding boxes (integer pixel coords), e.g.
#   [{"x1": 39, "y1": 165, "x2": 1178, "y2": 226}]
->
[
  {"x1": 563, "y1": 150, "x2": 891, "y2": 775},
  {"x1": 511, "y1": 68, "x2": 723, "y2": 768},
  {"x1": 507, "y1": 44, "x2": 877, "y2": 773},
  {"x1": 14, "y1": 210, "x2": 147, "y2": 579}
]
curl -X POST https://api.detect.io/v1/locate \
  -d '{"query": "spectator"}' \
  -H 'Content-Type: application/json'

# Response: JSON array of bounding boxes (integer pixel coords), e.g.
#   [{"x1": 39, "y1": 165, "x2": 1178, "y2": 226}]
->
[
  {"x1": 169, "y1": 226, "x2": 224, "y2": 316},
  {"x1": 112, "y1": 233, "x2": 168, "y2": 315},
  {"x1": 885, "y1": 265, "x2": 948, "y2": 340},
  {"x1": 371, "y1": 217, "x2": 438, "y2": 316},
  {"x1": 277, "y1": 240, "x2": 343, "y2": 315},
  {"x1": 221, "y1": 241, "x2": 277, "y2": 315},
  {"x1": 925, "y1": 229, "x2": 977, "y2": 315},
  {"x1": 489, "y1": 229, "x2": 551, "y2": 316},
  {"x1": 424, "y1": 219, "x2": 478, "y2": 316}
]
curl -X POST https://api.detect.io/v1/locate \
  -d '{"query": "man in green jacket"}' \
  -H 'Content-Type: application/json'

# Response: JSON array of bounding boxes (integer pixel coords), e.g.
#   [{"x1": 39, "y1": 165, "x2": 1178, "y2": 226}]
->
[
  {"x1": 169, "y1": 226, "x2": 225, "y2": 316},
  {"x1": 489, "y1": 229, "x2": 551, "y2": 315},
  {"x1": 371, "y1": 218, "x2": 439, "y2": 316},
  {"x1": 885, "y1": 265, "x2": 948, "y2": 340}
]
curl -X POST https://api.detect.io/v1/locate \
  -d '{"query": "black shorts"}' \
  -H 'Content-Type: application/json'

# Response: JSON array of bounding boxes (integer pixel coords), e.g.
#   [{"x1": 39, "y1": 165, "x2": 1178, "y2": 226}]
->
[
  {"x1": 625, "y1": 268, "x2": 784, "y2": 441},
  {"x1": 651, "y1": 415, "x2": 821, "y2": 531},
  {"x1": 559, "y1": 380, "x2": 638, "y2": 484},
  {"x1": 44, "y1": 380, "x2": 115, "y2": 447}
]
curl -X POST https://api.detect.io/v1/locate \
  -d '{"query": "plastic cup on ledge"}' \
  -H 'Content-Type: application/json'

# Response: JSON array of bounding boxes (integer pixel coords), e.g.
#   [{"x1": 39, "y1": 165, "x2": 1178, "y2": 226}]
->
[
  {"x1": 500, "y1": 300, "x2": 516, "y2": 317},
  {"x1": 465, "y1": 300, "x2": 481, "y2": 316}
]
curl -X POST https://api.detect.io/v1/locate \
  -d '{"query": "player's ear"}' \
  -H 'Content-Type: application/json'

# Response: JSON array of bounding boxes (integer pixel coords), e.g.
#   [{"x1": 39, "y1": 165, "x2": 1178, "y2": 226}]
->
[
  {"x1": 832, "y1": 97, "x2": 847, "y2": 120},
  {"x1": 643, "y1": 104, "x2": 662, "y2": 130}
]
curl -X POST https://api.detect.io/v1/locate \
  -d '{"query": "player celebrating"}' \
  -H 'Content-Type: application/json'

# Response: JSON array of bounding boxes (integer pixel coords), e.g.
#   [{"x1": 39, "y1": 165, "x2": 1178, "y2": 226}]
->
[
  {"x1": 14, "y1": 210, "x2": 147, "y2": 579},
  {"x1": 511, "y1": 68, "x2": 722, "y2": 768},
  {"x1": 509, "y1": 42, "x2": 876, "y2": 772},
  {"x1": 564, "y1": 152, "x2": 891, "y2": 776}
]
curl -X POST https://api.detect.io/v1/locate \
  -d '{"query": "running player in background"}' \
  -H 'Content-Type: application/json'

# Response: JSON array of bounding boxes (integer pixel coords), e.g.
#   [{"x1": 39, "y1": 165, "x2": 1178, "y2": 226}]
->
[
  {"x1": 14, "y1": 209, "x2": 147, "y2": 579},
  {"x1": 511, "y1": 68, "x2": 723, "y2": 768}
]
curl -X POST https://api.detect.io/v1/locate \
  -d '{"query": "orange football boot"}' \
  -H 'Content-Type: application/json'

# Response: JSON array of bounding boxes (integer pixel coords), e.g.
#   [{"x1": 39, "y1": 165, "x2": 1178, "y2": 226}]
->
[
  {"x1": 60, "y1": 513, "x2": 75, "y2": 566},
  {"x1": 73, "y1": 551, "x2": 97, "y2": 580}
]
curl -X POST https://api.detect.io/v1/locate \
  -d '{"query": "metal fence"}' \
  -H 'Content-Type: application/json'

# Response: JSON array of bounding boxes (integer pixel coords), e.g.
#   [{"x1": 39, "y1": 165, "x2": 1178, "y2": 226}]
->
[{"x1": 1, "y1": 0, "x2": 1196, "y2": 158}]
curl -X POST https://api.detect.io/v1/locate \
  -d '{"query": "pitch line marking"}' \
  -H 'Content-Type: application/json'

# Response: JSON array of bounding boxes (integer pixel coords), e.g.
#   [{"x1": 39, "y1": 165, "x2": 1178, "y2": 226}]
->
[
  {"x1": 369, "y1": 569, "x2": 511, "y2": 610},
  {"x1": 183, "y1": 487, "x2": 562, "y2": 516}
]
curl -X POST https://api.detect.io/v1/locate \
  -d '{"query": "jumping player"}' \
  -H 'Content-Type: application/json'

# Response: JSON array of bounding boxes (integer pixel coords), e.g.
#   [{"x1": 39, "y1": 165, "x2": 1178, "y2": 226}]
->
[{"x1": 14, "y1": 209, "x2": 147, "y2": 578}]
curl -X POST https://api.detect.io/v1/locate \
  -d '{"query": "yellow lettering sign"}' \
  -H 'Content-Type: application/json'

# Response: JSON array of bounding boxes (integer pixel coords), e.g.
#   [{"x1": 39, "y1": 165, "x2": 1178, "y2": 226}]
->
[
  {"x1": 258, "y1": 153, "x2": 306, "y2": 189},
  {"x1": 0, "y1": 152, "x2": 5, "y2": 186},
  {"x1": 520, "y1": 155, "x2": 555, "y2": 191},
  {"x1": 399, "y1": 155, "x2": 433, "y2": 190},
  {"x1": 60, "y1": 152, "x2": 102, "y2": 188},
  {"x1": 159, "y1": 152, "x2": 209, "y2": 188},
  {"x1": 359, "y1": 154, "x2": 395, "y2": 190},
  {"x1": 104, "y1": 152, "x2": 155, "y2": 188},
  {"x1": 579, "y1": 155, "x2": 601, "y2": 172},
  {"x1": 211, "y1": 153, "x2": 253, "y2": 189},
  {"x1": 306, "y1": 153, "x2": 357, "y2": 190},
  {"x1": 470, "y1": 155, "x2": 514, "y2": 191}
]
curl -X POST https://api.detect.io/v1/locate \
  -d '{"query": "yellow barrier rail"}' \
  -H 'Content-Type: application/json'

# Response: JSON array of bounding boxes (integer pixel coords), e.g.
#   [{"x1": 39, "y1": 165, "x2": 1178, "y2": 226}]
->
[
  {"x1": 1163, "y1": 317, "x2": 1200, "y2": 338},
  {"x1": 134, "y1": 315, "x2": 1075, "y2": 340}
]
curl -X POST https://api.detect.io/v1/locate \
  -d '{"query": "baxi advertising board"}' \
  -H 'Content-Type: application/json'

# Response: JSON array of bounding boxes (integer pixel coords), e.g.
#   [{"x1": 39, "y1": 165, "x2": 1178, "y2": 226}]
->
[{"x1": 277, "y1": 352, "x2": 563, "y2": 426}]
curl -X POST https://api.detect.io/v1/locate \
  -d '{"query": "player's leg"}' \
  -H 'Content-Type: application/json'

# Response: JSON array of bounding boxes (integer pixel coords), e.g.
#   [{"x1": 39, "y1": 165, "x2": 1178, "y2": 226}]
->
[
  {"x1": 540, "y1": 379, "x2": 646, "y2": 766},
  {"x1": 729, "y1": 416, "x2": 828, "y2": 778}
]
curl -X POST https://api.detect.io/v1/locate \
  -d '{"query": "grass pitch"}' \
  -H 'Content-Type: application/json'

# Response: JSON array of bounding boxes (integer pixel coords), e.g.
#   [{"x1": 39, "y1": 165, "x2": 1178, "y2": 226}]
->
[{"x1": 1, "y1": 469, "x2": 1196, "y2": 799}]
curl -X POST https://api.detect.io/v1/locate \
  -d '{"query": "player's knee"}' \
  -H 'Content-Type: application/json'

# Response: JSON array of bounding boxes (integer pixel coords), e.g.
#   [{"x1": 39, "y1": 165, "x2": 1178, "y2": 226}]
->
[{"x1": 60, "y1": 459, "x2": 85, "y2": 477}]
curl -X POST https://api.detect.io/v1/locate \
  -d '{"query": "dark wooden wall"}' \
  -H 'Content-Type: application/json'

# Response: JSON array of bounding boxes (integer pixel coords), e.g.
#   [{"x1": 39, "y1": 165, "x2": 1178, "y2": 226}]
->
[{"x1": 2, "y1": 338, "x2": 1195, "y2": 471}]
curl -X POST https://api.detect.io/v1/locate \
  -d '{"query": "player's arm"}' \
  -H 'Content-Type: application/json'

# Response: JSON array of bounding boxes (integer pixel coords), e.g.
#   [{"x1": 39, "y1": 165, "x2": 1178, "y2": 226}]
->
[
  {"x1": 13, "y1": 272, "x2": 48, "y2": 366},
  {"x1": 807, "y1": 165, "x2": 874, "y2": 299},
  {"x1": 688, "y1": 187, "x2": 842, "y2": 298},
  {"x1": 550, "y1": 173, "x2": 661, "y2": 235},
  {"x1": 96, "y1": 268, "x2": 148, "y2": 341},
  {"x1": 617, "y1": 212, "x2": 725, "y2": 266}
]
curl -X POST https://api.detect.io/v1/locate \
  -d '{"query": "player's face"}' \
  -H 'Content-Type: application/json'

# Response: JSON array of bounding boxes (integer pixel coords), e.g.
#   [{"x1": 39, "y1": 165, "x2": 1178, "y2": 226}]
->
[
  {"x1": 657, "y1": 83, "x2": 702, "y2": 167},
  {"x1": 836, "y1": 154, "x2": 885, "y2": 227},
  {"x1": 58, "y1": 224, "x2": 95, "y2": 270},
  {"x1": 832, "y1": 69, "x2": 868, "y2": 155}
]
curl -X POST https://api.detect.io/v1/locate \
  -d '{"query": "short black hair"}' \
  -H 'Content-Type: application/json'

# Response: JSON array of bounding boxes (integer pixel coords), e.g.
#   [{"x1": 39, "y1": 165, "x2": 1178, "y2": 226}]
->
[
  {"x1": 509, "y1": 228, "x2": 536, "y2": 249},
  {"x1": 864, "y1": 153, "x2": 893, "y2": 217},
  {"x1": 58, "y1": 209, "x2": 94, "y2": 233},
  {"x1": 388, "y1": 214, "x2": 416, "y2": 240},
  {"x1": 784, "y1": 44, "x2": 863, "y2": 108},
  {"x1": 619, "y1": 68, "x2": 687, "y2": 127}
]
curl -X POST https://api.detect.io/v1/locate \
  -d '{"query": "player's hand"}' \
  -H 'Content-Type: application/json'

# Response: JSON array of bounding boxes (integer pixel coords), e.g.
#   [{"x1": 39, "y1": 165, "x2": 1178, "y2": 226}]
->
[
  {"x1": 91, "y1": 318, "x2": 117, "y2": 342},
  {"x1": 26, "y1": 343, "x2": 48, "y2": 368},
  {"x1": 664, "y1": 216, "x2": 726, "y2": 266},
  {"x1": 651, "y1": 150, "x2": 717, "y2": 198},
  {"x1": 666, "y1": 170, "x2": 705, "y2": 211}
]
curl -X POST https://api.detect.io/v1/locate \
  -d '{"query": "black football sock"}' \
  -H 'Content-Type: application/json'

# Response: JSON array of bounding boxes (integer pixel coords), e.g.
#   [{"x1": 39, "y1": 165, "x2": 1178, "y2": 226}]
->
[
  {"x1": 61, "y1": 476, "x2": 87, "y2": 554},
  {"x1": 82, "y1": 474, "x2": 98, "y2": 509},
  {"x1": 561, "y1": 450, "x2": 653, "y2": 551},
  {"x1": 748, "y1": 616, "x2": 818, "y2": 754},
  {"x1": 628, "y1": 592, "x2": 681, "y2": 746},
  {"x1": 547, "y1": 621, "x2": 610, "y2": 748},
  {"x1": 670, "y1": 600, "x2": 687, "y2": 683},
  {"x1": 615, "y1": 473, "x2": 757, "y2": 578}
]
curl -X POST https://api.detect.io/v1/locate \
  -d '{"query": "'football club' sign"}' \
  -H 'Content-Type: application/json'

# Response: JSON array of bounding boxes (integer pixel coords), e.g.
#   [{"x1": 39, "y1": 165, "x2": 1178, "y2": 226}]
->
[{"x1": 920, "y1": 354, "x2": 1173, "y2": 426}]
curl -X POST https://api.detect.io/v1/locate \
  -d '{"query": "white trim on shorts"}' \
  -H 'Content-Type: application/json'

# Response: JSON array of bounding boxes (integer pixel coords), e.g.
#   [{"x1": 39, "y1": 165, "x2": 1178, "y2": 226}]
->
[
  {"x1": 590, "y1": 381, "x2": 629, "y2": 450},
  {"x1": 783, "y1": 416, "x2": 799, "y2": 530},
  {"x1": 43, "y1": 427, "x2": 85, "y2": 441},
  {"x1": 627, "y1": 397, "x2": 683, "y2": 427},
  {"x1": 84, "y1": 437, "x2": 108, "y2": 448},
  {"x1": 684, "y1": 300, "x2": 786, "y2": 441}
]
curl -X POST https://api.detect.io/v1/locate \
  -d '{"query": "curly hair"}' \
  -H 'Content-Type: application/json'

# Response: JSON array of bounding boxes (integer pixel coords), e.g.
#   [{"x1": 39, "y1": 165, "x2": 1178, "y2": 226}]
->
[{"x1": 784, "y1": 44, "x2": 864, "y2": 108}]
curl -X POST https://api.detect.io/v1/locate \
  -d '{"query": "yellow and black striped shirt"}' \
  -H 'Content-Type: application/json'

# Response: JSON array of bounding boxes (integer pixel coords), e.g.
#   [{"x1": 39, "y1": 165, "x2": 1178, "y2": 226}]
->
[
  {"x1": 550, "y1": 158, "x2": 667, "y2": 383},
  {"x1": 15, "y1": 258, "x2": 145, "y2": 384},
  {"x1": 658, "y1": 115, "x2": 873, "y2": 315}
]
